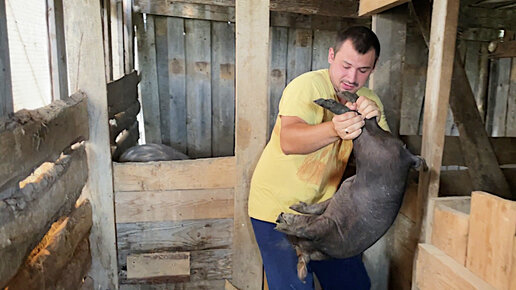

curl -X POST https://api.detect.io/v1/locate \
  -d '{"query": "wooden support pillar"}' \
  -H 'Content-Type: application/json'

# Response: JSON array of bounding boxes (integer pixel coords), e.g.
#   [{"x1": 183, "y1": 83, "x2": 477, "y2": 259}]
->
[
  {"x1": 364, "y1": 6, "x2": 407, "y2": 290},
  {"x1": 47, "y1": 0, "x2": 69, "y2": 101},
  {"x1": 0, "y1": 0, "x2": 13, "y2": 118},
  {"x1": 416, "y1": 0, "x2": 460, "y2": 242},
  {"x1": 63, "y1": 0, "x2": 118, "y2": 288},
  {"x1": 233, "y1": 0, "x2": 269, "y2": 289},
  {"x1": 111, "y1": 0, "x2": 124, "y2": 79}
]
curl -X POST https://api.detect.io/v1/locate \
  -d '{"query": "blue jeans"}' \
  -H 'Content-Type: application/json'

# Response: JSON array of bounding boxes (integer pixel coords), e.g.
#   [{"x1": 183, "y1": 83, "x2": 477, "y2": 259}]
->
[{"x1": 251, "y1": 218, "x2": 371, "y2": 290}]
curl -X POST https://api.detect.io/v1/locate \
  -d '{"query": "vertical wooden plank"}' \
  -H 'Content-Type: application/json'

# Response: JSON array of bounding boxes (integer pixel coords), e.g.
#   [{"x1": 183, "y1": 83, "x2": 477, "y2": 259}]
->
[
  {"x1": 268, "y1": 26, "x2": 287, "y2": 137},
  {"x1": 466, "y1": 191, "x2": 516, "y2": 290},
  {"x1": 47, "y1": 0, "x2": 69, "y2": 101},
  {"x1": 0, "y1": 0, "x2": 13, "y2": 118},
  {"x1": 123, "y1": 0, "x2": 134, "y2": 74},
  {"x1": 400, "y1": 26, "x2": 427, "y2": 135},
  {"x1": 101, "y1": 0, "x2": 113, "y2": 82},
  {"x1": 416, "y1": 0, "x2": 460, "y2": 242},
  {"x1": 154, "y1": 16, "x2": 171, "y2": 144},
  {"x1": 63, "y1": 0, "x2": 118, "y2": 288},
  {"x1": 510, "y1": 236, "x2": 516, "y2": 290},
  {"x1": 234, "y1": 0, "x2": 269, "y2": 288},
  {"x1": 476, "y1": 43, "x2": 490, "y2": 123},
  {"x1": 135, "y1": 13, "x2": 161, "y2": 143},
  {"x1": 507, "y1": 58, "x2": 516, "y2": 137},
  {"x1": 185, "y1": 19, "x2": 211, "y2": 158},
  {"x1": 370, "y1": 5, "x2": 406, "y2": 135},
  {"x1": 311, "y1": 29, "x2": 333, "y2": 71},
  {"x1": 212, "y1": 21, "x2": 235, "y2": 156},
  {"x1": 287, "y1": 28, "x2": 312, "y2": 84},
  {"x1": 167, "y1": 17, "x2": 187, "y2": 152},
  {"x1": 486, "y1": 58, "x2": 511, "y2": 137},
  {"x1": 431, "y1": 203, "x2": 469, "y2": 265},
  {"x1": 111, "y1": 0, "x2": 124, "y2": 79}
]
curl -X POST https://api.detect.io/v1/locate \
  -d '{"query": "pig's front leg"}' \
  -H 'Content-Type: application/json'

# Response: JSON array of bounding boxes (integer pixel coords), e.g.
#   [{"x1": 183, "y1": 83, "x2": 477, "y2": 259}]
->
[
  {"x1": 275, "y1": 213, "x2": 315, "y2": 238},
  {"x1": 289, "y1": 199, "x2": 331, "y2": 215}
]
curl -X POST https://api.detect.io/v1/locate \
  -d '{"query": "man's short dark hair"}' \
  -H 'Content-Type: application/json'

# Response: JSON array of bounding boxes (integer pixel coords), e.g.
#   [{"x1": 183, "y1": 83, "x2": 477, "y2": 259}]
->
[{"x1": 334, "y1": 26, "x2": 380, "y2": 63}]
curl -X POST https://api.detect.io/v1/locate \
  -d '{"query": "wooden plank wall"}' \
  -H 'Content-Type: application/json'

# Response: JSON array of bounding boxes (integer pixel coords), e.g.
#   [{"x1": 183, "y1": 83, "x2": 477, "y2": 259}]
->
[
  {"x1": 113, "y1": 157, "x2": 235, "y2": 289},
  {"x1": 0, "y1": 94, "x2": 92, "y2": 289}
]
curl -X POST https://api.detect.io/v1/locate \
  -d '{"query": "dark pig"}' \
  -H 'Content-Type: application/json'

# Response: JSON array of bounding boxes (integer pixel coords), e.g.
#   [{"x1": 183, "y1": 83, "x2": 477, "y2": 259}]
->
[
  {"x1": 275, "y1": 91, "x2": 426, "y2": 281},
  {"x1": 119, "y1": 143, "x2": 189, "y2": 162}
]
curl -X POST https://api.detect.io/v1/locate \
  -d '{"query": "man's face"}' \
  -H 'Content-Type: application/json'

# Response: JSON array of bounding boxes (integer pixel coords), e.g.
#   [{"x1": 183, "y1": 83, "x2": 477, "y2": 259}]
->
[{"x1": 328, "y1": 39, "x2": 376, "y2": 94}]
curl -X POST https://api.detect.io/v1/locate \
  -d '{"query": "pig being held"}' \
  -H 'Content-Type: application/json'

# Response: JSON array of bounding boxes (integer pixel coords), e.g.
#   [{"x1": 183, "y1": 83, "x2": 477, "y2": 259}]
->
[
  {"x1": 119, "y1": 143, "x2": 189, "y2": 162},
  {"x1": 275, "y1": 91, "x2": 426, "y2": 281}
]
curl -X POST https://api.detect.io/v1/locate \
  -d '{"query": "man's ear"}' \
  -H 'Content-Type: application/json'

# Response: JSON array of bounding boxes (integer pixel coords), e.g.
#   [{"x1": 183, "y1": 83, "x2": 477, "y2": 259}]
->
[{"x1": 328, "y1": 47, "x2": 335, "y2": 64}]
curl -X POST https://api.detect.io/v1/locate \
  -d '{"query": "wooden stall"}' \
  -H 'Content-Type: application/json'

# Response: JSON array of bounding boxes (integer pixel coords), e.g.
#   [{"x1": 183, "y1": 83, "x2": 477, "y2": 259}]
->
[{"x1": 0, "y1": 93, "x2": 92, "y2": 289}]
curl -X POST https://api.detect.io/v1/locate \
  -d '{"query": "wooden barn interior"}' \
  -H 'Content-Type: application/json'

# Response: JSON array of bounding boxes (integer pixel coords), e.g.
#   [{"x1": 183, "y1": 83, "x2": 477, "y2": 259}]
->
[{"x1": 0, "y1": 0, "x2": 515, "y2": 289}]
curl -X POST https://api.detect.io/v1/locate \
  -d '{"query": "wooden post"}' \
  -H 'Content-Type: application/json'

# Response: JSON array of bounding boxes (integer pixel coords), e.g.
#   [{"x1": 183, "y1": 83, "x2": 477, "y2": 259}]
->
[
  {"x1": 111, "y1": 0, "x2": 124, "y2": 79},
  {"x1": 416, "y1": 0, "x2": 460, "y2": 242},
  {"x1": 233, "y1": 0, "x2": 269, "y2": 288},
  {"x1": 47, "y1": 0, "x2": 69, "y2": 101},
  {"x1": 64, "y1": 0, "x2": 118, "y2": 288},
  {"x1": 0, "y1": 0, "x2": 13, "y2": 118},
  {"x1": 364, "y1": 6, "x2": 407, "y2": 290},
  {"x1": 122, "y1": 0, "x2": 133, "y2": 74}
]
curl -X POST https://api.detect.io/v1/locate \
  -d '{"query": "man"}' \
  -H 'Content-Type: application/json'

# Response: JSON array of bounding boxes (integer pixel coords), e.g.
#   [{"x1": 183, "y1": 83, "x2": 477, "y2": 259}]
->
[{"x1": 248, "y1": 26, "x2": 390, "y2": 289}]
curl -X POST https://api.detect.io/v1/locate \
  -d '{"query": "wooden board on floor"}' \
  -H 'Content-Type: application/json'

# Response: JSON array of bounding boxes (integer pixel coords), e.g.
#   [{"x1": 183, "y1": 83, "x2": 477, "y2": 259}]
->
[
  {"x1": 115, "y1": 188, "x2": 234, "y2": 223},
  {"x1": 113, "y1": 157, "x2": 236, "y2": 192},
  {"x1": 466, "y1": 191, "x2": 516, "y2": 290},
  {"x1": 415, "y1": 243, "x2": 496, "y2": 290},
  {"x1": 126, "y1": 252, "x2": 190, "y2": 281}
]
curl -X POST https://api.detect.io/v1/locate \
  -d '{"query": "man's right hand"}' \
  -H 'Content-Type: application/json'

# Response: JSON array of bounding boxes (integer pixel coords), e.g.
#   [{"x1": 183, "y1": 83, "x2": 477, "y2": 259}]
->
[{"x1": 332, "y1": 111, "x2": 365, "y2": 140}]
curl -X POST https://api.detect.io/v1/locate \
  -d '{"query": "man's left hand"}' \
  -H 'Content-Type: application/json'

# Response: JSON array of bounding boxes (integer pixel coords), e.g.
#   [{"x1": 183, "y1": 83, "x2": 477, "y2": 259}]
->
[{"x1": 345, "y1": 96, "x2": 381, "y2": 120}]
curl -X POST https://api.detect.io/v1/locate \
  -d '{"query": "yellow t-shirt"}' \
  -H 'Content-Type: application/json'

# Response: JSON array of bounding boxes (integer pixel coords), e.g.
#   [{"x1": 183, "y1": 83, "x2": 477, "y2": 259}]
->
[{"x1": 248, "y1": 69, "x2": 389, "y2": 223}]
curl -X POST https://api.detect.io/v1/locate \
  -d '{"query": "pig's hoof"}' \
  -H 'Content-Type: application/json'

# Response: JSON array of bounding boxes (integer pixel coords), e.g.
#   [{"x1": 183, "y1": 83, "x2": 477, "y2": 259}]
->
[
  {"x1": 275, "y1": 213, "x2": 295, "y2": 232},
  {"x1": 289, "y1": 202, "x2": 308, "y2": 213}
]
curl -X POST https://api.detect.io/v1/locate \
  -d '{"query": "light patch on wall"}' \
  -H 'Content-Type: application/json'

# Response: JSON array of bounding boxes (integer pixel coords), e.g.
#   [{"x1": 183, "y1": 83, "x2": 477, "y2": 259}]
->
[{"x1": 6, "y1": 0, "x2": 52, "y2": 111}]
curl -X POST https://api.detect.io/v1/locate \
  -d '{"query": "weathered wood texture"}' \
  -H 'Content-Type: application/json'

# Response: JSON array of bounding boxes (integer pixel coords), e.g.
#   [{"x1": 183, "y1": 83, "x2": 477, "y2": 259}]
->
[
  {"x1": 466, "y1": 191, "x2": 516, "y2": 290},
  {"x1": 489, "y1": 40, "x2": 516, "y2": 58},
  {"x1": 107, "y1": 70, "x2": 139, "y2": 118},
  {"x1": 401, "y1": 135, "x2": 516, "y2": 166},
  {"x1": 123, "y1": 0, "x2": 134, "y2": 74},
  {"x1": 359, "y1": 0, "x2": 409, "y2": 16},
  {"x1": 134, "y1": 0, "x2": 358, "y2": 18},
  {"x1": 416, "y1": 0, "x2": 460, "y2": 227},
  {"x1": 113, "y1": 157, "x2": 235, "y2": 191},
  {"x1": 127, "y1": 252, "x2": 190, "y2": 281},
  {"x1": 120, "y1": 280, "x2": 227, "y2": 289},
  {"x1": 0, "y1": 92, "x2": 88, "y2": 192},
  {"x1": 115, "y1": 188, "x2": 234, "y2": 223},
  {"x1": 47, "y1": 0, "x2": 69, "y2": 101},
  {"x1": 64, "y1": 0, "x2": 118, "y2": 286},
  {"x1": 110, "y1": 0, "x2": 124, "y2": 79},
  {"x1": 415, "y1": 243, "x2": 496, "y2": 290},
  {"x1": 0, "y1": 0, "x2": 13, "y2": 119},
  {"x1": 0, "y1": 146, "x2": 88, "y2": 287},
  {"x1": 6, "y1": 200, "x2": 92, "y2": 289},
  {"x1": 135, "y1": 14, "x2": 161, "y2": 143},
  {"x1": 54, "y1": 238, "x2": 92, "y2": 290},
  {"x1": 233, "y1": 0, "x2": 269, "y2": 288}
]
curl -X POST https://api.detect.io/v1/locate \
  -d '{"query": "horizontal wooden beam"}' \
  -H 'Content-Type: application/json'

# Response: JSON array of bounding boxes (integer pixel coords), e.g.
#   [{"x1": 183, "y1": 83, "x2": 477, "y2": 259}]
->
[
  {"x1": 6, "y1": 200, "x2": 93, "y2": 289},
  {"x1": 415, "y1": 243, "x2": 496, "y2": 289},
  {"x1": 113, "y1": 156, "x2": 236, "y2": 191},
  {"x1": 0, "y1": 146, "x2": 88, "y2": 288},
  {"x1": 107, "y1": 70, "x2": 139, "y2": 118},
  {"x1": 359, "y1": 0, "x2": 409, "y2": 16},
  {"x1": 134, "y1": 0, "x2": 358, "y2": 18},
  {"x1": 401, "y1": 135, "x2": 516, "y2": 166},
  {"x1": 439, "y1": 168, "x2": 516, "y2": 196},
  {"x1": 489, "y1": 40, "x2": 516, "y2": 58},
  {"x1": 0, "y1": 92, "x2": 89, "y2": 192},
  {"x1": 127, "y1": 252, "x2": 190, "y2": 281},
  {"x1": 115, "y1": 188, "x2": 234, "y2": 223},
  {"x1": 119, "y1": 248, "x2": 231, "y2": 284}
]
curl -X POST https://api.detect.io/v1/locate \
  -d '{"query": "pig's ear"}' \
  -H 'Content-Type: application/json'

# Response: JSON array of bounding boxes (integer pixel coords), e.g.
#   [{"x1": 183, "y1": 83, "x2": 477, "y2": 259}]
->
[{"x1": 412, "y1": 156, "x2": 428, "y2": 171}]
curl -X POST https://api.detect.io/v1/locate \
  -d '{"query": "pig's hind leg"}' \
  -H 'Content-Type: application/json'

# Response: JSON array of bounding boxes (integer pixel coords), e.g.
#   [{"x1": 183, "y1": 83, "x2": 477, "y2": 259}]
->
[{"x1": 289, "y1": 199, "x2": 331, "y2": 215}]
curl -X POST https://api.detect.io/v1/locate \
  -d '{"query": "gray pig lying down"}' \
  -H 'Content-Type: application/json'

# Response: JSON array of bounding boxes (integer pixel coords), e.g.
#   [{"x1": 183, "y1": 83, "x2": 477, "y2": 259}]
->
[
  {"x1": 275, "y1": 91, "x2": 426, "y2": 281},
  {"x1": 119, "y1": 143, "x2": 189, "y2": 162}
]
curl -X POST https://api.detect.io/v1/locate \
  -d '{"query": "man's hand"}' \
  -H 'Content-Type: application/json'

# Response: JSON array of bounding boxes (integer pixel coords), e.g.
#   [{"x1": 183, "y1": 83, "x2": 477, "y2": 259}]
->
[{"x1": 332, "y1": 95, "x2": 381, "y2": 140}]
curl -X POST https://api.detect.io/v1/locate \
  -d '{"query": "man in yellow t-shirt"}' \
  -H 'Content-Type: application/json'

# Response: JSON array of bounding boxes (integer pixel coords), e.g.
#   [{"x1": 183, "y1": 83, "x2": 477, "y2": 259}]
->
[{"x1": 248, "y1": 26, "x2": 390, "y2": 289}]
